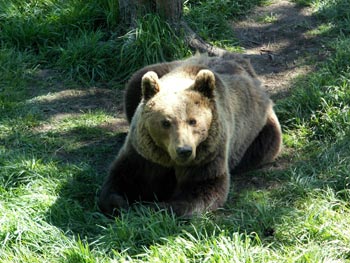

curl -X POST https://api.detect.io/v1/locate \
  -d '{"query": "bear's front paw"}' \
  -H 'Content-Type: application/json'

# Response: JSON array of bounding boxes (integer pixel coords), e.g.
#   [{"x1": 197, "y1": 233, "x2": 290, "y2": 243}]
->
[{"x1": 98, "y1": 193, "x2": 129, "y2": 217}]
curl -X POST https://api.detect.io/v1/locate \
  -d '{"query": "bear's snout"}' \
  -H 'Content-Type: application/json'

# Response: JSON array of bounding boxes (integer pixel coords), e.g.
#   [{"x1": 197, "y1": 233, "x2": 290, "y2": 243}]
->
[{"x1": 176, "y1": 145, "x2": 193, "y2": 159}]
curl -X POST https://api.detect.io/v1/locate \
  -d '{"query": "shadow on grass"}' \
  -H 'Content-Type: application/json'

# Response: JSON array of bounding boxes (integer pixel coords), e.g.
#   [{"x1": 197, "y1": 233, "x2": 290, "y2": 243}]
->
[{"x1": 44, "y1": 129, "x2": 127, "y2": 238}]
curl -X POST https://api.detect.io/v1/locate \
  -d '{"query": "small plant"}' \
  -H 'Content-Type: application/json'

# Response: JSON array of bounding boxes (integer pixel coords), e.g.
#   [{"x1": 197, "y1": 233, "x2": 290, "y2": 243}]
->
[{"x1": 257, "y1": 12, "x2": 278, "y2": 23}]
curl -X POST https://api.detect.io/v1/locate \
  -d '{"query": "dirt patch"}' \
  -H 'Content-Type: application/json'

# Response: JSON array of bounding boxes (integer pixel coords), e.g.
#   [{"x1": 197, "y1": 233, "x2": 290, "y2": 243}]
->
[{"x1": 233, "y1": 0, "x2": 328, "y2": 97}]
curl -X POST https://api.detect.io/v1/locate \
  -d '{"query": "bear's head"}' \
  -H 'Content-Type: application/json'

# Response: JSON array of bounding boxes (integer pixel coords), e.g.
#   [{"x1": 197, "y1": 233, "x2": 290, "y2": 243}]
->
[{"x1": 134, "y1": 69, "x2": 217, "y2": 166}]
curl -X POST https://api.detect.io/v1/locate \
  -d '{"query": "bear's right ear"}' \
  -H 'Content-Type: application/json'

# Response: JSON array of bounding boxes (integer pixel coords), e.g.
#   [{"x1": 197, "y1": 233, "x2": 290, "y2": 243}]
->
[
  {"x1": 141, "y1": 71, "x2": 161, "y2": 100},
  {"x1": 193, "y1": 69, "x2": 215, "y2": 99}
]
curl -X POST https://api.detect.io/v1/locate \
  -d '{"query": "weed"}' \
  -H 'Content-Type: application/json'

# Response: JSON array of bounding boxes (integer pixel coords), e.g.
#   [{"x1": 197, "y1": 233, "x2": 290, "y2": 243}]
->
[{"x1": 257, "y1": 13, "x2": 279, "y2": 23}]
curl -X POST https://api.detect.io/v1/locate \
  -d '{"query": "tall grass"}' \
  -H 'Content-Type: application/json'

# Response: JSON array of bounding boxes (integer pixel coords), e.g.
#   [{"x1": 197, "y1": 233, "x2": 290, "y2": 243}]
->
[
  {"x1": 0, "y1": 0, "x2": 268, "y2": 84},
  {"x1": 0, "y1": 0, "x2": 189, "y2": 84}
]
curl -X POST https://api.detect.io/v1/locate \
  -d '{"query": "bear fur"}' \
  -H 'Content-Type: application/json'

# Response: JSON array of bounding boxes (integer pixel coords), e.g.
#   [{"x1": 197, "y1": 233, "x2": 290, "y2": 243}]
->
[{"x1": 98, "y1": 53, "x2": 282, "y2": 217}]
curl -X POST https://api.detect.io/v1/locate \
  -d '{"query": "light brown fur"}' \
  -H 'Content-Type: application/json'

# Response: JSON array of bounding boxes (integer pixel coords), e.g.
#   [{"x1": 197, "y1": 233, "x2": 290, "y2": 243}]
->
[{"x1": 99, "y1": 53, "x2": 282, "y2": 217}]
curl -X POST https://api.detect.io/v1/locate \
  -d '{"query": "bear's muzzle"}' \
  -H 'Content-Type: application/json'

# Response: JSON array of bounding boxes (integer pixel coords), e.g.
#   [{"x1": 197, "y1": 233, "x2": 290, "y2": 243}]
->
[{"x1": 176, "y1": 145, "x2": 193, "y2": 159}]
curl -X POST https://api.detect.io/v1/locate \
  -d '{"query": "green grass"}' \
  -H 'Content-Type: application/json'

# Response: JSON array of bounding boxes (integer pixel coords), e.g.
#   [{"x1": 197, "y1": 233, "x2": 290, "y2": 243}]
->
[
  {"x1": 1, "y1": 0, "x2": 350, "y2": 262},
  {"x1": 257, "y1": 13, "x2": 279, "y2": 23}
]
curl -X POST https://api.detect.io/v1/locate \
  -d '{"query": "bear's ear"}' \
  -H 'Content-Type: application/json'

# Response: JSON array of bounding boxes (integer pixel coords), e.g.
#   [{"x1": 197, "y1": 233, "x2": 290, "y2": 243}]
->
[
  {"x1": 142, "y1": 71, "x2": 161, "y2": 100},
  {"x1": 193, "y1": 69, "x2": 215, "y2": 98}
]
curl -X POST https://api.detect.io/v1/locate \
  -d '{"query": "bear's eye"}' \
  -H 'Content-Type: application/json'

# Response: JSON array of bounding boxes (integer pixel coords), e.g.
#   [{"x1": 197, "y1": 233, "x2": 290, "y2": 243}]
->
[
  {"x1": 188, "y1": 118, "x2": 197, "y2": 126},
  {"x1": 161, "y1": 120, "x2": 171, "y2": 129}
]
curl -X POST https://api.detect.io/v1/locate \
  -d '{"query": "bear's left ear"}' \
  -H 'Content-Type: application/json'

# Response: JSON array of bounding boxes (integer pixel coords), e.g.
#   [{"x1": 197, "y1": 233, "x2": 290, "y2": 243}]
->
[
  {"x1": 142, "y1": 71, "x2": 161, "y2": 100},
  {"x1": 192, "y1": 69, "x2": 215, "y2": 99}
]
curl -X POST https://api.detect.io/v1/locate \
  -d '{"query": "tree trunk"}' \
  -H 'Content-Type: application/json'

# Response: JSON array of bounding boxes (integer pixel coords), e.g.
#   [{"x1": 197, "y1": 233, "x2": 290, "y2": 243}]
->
[
  {"x1": 119, "y1": 0, "x2": 182, "y2": 27},
  {"x1": 118, "y1": 0, "x2": 139, "y2": 27},
  {"x1": 155, "y1": 0, "x2": 182, "y2": 23}
]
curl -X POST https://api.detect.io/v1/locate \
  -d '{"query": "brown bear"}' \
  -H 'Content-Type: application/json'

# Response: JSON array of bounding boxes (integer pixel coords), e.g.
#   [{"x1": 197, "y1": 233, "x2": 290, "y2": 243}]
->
[{"x1": 98, "y1": 53, "x2": 282, "y2": 217}]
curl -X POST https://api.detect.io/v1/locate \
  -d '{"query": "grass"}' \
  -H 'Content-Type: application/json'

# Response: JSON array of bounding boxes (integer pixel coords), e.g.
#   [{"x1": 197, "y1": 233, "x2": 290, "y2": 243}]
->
[
  {"x1": 1, "y1": 0, "x2": 350, "y2": 262},
  {"x1": 257, "y1": 13, "x2": 279, "y2": 23}
]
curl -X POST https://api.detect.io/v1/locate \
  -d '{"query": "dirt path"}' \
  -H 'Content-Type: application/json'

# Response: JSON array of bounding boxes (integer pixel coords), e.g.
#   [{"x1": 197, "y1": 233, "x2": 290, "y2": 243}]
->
[{"x1": 233, "y1": 0, "x2": 326, "y2": 98}]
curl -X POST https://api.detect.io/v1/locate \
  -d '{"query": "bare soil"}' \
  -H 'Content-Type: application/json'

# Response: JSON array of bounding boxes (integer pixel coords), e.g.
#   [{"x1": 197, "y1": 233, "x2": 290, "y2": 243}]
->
[{"x1": 233, "y1": 0, "x2": 328, "y2": 98}]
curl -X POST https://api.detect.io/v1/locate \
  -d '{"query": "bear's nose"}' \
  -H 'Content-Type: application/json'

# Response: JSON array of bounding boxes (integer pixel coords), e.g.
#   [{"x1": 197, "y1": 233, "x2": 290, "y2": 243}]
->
[{"x1": 176, "y1": 146, "x2": 193, "y2": 159}]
